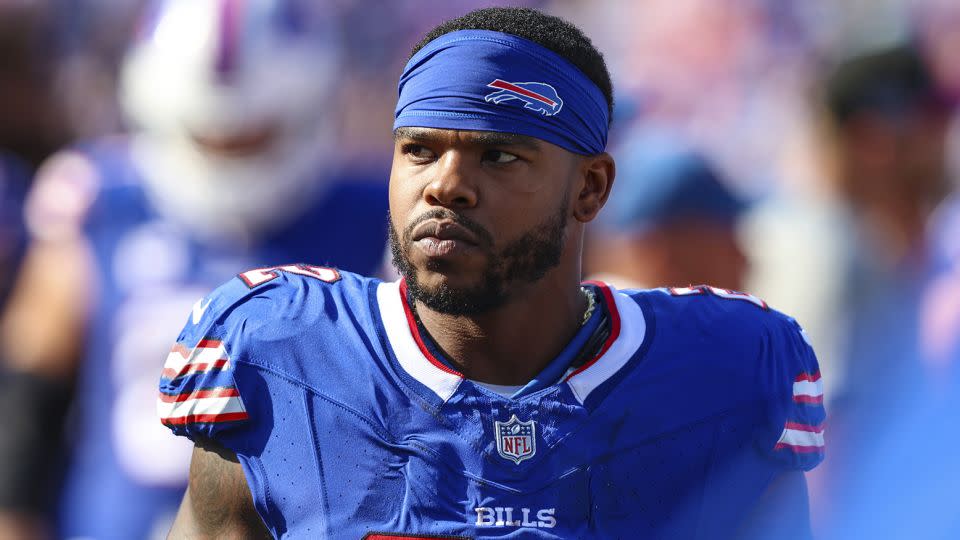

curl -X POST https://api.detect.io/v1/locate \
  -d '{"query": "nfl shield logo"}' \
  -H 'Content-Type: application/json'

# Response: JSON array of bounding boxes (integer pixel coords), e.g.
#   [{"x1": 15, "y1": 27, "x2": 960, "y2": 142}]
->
[{"x1": 495, "y1": 415, "x2": 537, "y2": 464}]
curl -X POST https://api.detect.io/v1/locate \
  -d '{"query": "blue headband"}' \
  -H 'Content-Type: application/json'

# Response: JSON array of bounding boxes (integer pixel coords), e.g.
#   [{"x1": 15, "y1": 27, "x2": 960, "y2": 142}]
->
[{"x1": 394, "y1": 29, "x2": 609, "y2": 156}]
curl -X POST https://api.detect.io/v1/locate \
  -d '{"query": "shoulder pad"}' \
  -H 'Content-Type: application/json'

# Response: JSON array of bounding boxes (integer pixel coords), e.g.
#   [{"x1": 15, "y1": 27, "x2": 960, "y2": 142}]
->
[
  {"x1": 760, "y1": 315, "x2": 825, "y2": 471},
  {"x1": 157, "y1": 273, "x2": 257, "y2": 440},
  {"x1": 638, "y1": 285, "x2": 826, "y2": 470},
  {"x1": 157, "y1": 264, "x2": 364, "y2": 442},
  {"x1": 158, "y1": 338, "x2": 248, "y2": 437}
]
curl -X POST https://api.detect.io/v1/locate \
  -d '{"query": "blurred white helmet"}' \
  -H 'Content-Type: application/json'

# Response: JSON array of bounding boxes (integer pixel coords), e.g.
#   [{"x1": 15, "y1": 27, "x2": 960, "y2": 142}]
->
[{"x1": 120, "y1": 0, "x2": 340, "y2": 241}]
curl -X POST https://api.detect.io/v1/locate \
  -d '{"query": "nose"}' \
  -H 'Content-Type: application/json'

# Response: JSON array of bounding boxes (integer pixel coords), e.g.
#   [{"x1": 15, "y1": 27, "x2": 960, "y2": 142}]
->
[{"x1": 422, "y1": 151, "x2": 478, "y2": 210}]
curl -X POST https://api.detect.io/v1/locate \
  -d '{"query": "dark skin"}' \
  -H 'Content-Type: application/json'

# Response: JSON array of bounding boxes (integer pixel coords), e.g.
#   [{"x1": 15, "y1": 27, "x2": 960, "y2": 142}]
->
[
  {"x1": 390, "y1": 127, "x2": 614, "y2": 384},
  {"x1": 167, "y1": 438, "x2": 271, "y2": 540},
  {"x1": 168, "y1": 127, "x2": 811, "y2": 538}
]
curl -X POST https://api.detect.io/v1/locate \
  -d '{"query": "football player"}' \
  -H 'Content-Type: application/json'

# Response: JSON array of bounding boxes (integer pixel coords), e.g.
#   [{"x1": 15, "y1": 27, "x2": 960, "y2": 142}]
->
[
  {"x1": 0, "y1": 1, "x2": 389, "y2": 539},
  {"x1": 161, "y1": 7, "x2": 824, "y2": 539}
]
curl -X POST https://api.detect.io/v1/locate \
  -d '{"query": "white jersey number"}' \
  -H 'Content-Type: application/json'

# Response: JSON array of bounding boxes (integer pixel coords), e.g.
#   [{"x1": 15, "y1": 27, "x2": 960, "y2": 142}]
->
[{"x1": 238, "y1": 263, "x2": 341, "y2": 288}]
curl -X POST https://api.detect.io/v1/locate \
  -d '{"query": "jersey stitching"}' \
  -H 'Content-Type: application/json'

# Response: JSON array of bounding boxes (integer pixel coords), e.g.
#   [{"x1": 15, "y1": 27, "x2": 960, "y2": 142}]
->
[
  {"x1": 235, "y1": 358, "x2": 397, "y2": 443},
  {"x1": 248, "y1": 457, "x2": 277, "y2": 537},
  {"x1": 367, "y1": 282, "x2": 452, "y2": 411},
  {"x1": 303, "y1": 388, "x2": 333, "y2": 537},
  {"x1": 577, "y1": 292, "x2": 657, "y2": 410}
]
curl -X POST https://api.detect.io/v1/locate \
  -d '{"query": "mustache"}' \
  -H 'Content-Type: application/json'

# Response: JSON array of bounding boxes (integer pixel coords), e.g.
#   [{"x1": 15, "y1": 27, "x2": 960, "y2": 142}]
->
[{"x1": 402, "y1": 208, "x2": 494, "y2": 248}]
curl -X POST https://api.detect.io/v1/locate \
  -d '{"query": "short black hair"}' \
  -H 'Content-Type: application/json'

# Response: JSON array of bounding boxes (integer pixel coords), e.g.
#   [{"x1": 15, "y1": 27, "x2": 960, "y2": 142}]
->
[
  {"x1": 410, "y1": 7, "x2": 614, "y2": 124},
  {"x1": 825, "y1": 44, "x2": 947, "y2": 125}
]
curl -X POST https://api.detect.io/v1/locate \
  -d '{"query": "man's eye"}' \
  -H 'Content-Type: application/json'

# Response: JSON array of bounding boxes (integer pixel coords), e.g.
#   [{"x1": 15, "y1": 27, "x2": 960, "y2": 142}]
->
[
  {"x1": 403, "y1": 144, "x2": 435, "y2": 160},
  {"x1": 483, "y1": 150, "x2": 519, "y2": 164}
]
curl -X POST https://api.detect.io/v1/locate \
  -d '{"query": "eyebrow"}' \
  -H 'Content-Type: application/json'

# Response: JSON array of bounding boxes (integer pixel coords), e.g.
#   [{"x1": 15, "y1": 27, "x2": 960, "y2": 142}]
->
[{"x1": 394, "y1": 127, "x2": 542, "y2": 151}]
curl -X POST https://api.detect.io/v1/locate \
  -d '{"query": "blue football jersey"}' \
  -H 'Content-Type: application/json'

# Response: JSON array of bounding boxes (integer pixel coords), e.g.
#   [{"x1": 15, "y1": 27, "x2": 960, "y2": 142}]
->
[
  {"x1": 44, "y1": 138, "x2": 389, "y2": 540},
  {"x1": 160, "y1": 269, "x2": 825, "y2": 539}
]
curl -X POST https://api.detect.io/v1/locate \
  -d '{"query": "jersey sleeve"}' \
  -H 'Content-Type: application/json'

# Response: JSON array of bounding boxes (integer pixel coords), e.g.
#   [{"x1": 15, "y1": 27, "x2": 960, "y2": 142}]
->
[
  {"x1": 157, "y1": 279, "x2": 253, "y2": 442},
  {"x1": 757, "y1": 315, "x2": 826, "y2": 471}
]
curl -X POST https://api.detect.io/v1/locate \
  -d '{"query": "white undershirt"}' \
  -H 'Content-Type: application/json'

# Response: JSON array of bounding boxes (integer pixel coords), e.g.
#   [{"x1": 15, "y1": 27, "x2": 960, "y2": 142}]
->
[{"x1": 472, "y1": 381, "x2": 525, "y2": 398}]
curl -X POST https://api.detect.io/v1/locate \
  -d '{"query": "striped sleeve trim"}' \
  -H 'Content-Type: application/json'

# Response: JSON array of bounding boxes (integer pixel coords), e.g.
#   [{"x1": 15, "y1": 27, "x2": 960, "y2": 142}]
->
[
  {"x1": 161, "y1": 340, "x2": 229, "y2": 381},
  {"x1": 793, "y1": 371, "x2": 823, "y2": 405},
  {"x1": 774, "y1": 421, "x2": 825, "y2": 453},
  {"x1": 158, "y1": 392, "x2": 248, "y2": 426},
  {"x1": 158, "y1": 338, "x2": 248, "y2": 427},
  {"x1": 158, "y1": 386, "x2": 240, "y2": 403}
]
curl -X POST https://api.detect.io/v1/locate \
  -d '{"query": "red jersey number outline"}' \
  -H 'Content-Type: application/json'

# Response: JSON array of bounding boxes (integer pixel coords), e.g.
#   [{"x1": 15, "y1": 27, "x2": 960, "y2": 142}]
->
[
  {"x1": 363, "y1": 534, "x2": 471, "y2": 540},
  {"x1": 238, "y1": 264, "x2": 341, "y2": 288},
  {"x1": 668, "y1": 285, "x2": 768, "y2": 309}
]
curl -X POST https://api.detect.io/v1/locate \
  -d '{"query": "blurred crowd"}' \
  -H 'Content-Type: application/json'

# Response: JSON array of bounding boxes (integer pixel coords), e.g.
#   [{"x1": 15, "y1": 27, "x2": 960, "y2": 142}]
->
[{"x1": 0, "y1": 0, "x2": 959, "y2": 538}]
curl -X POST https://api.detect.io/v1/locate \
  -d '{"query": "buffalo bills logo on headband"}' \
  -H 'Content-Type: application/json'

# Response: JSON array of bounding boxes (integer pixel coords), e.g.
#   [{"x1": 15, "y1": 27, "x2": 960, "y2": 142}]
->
[{"x1": 485, "y1": 79, "x2": 564, "y2": 116}]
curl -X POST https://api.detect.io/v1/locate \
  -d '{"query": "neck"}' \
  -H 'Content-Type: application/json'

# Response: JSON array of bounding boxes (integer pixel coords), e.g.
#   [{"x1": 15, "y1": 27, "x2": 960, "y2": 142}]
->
[{"x1": 413, "y1": 267, "x2": 587, "y2": 386}]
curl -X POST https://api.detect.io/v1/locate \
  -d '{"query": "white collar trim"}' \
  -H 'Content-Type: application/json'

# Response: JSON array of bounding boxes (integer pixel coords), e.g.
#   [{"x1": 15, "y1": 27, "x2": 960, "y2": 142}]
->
[{"x1": 376, "y1": 280, "x2": 647, "y2": 405}]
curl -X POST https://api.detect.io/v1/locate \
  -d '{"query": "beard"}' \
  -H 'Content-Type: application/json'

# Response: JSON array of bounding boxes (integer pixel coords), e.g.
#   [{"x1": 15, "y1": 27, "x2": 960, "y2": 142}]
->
[{"x1": 389, "y1": 198, "x2": 569, "y2": 316}]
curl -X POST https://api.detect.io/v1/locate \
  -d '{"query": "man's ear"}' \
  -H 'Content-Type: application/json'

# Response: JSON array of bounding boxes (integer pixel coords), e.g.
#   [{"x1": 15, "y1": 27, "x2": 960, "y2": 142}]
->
[{"x1": 573, "y1": 152, "x2": 615, "y2": 223}]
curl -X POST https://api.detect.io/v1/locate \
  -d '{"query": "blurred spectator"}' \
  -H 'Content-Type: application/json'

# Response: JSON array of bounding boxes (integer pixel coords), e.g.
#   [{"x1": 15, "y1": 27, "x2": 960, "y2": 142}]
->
[
  {"x1": 0, "y1": 1, "x2": 391, "y2": 538},
  {"x1": 586, "y1": 132, "x2": 748, "y2": 291},
  {"x1": 822, "y1": 43, "x2": 950, "y2": 396},
  {"x1": 808, "y1": 42, "x2": 955, "y2": 539}
]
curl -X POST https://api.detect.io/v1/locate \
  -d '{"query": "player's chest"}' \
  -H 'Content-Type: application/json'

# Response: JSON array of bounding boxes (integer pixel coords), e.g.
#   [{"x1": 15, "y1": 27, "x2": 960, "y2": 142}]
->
[{"x1": 258, "y1": 388, "x2": 756, "y2": 539}]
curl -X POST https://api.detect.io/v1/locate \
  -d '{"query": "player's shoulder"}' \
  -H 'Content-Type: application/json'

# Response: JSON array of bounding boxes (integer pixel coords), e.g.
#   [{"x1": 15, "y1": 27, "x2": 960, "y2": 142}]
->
[
  {"x1": 623, "y1": 284, "x2": 799, "y2": 347},
  {"x1": 619, "y1": 284, "x2": 825, "y2": 469},
  {"x1": 159, "y1": 265, "x2": 380, "y2": 442},
  {"x1": 177, "y1": 265, "x2": 379, "y2": 361},
  {"x1": 617, "y1": 284, "x2": 817, "y2": 393},
  {"x1": 189, "y1": 264, "x2": 375, "y2": 341}
]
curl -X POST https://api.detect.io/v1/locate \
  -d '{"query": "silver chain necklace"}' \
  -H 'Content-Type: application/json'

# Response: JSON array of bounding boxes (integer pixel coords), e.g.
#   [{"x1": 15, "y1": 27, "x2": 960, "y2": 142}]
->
[{"x1": 580, "y1": 286, "x2": 596, "y2": 326}]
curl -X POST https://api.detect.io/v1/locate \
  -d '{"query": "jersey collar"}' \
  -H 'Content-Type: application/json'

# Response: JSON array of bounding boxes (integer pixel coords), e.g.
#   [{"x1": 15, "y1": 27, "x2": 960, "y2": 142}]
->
[{"x1": 375, "y1": 279, "x2": 647, "y2": 405}]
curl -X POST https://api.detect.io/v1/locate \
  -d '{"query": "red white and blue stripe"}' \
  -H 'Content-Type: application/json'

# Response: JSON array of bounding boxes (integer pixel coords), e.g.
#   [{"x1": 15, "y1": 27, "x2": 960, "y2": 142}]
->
[
  {"x1": 158, "y1": 339, "x2": 248, "y2": 426},
  {"x1": 792, "y1": 370, "x2": 824, "y2": 405},
  {"x1": 774, "y1": 370, "x2": 825, "y2": 455}
]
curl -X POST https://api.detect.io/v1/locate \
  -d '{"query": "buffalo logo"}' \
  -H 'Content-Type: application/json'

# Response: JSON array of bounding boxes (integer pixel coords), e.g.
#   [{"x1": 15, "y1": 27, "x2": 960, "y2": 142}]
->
[
  {"x1": 485, "y1": 79, "x2": 563, "y2": 116},
  {"x1": 495, "y1": 415, "x2": 537, "y2": 464}
]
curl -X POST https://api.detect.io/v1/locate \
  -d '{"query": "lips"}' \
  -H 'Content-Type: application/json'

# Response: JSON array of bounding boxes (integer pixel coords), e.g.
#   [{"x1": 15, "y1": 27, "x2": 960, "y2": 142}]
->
[
  {"x1": 410, "y1": 219, "x2": 481, "y2": 258},
  {"x1": 411, "y1": 220, "x2": 480, "y2": 246}
]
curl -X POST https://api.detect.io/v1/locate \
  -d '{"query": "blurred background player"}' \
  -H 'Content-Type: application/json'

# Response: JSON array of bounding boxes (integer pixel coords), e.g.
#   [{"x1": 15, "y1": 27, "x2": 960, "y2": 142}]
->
[
  {"x1": 0, "y1": 1, "x2": 389, "y2": 538},
  {"x1": 586, "y1": 132, "x2": 748, "y2": 292},
  {"x1": 804, "y1": 41, "x2": 954, "y2": 539}
]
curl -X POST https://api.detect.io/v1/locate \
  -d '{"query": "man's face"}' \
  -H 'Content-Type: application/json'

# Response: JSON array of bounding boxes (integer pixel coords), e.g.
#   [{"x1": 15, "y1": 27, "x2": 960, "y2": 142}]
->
[{"x1": 389, "y1": 127, "x2": 579, "y2": 315}]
